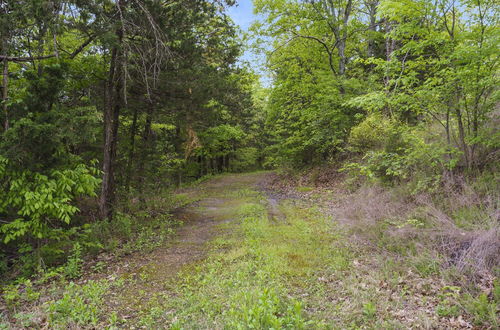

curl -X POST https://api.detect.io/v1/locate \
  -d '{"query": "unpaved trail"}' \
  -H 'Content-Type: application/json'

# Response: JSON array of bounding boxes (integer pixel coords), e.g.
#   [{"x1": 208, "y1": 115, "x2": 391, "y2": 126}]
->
[{"x1": 102, "y1": 172, "x2": 271, "y2": 321}]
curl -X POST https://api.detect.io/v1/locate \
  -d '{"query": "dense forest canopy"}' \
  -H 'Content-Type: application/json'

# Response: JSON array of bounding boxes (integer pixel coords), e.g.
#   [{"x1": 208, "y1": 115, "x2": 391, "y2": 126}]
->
[
  {"x1": 0, "y1": 0, "x2": 266, "y2": 272},
  {"x1": 254, "y1": 0, "x2": 498, "y2": 171},
  {"x1": 0, "y1": 1, "x2": 498, "y2": 323}
]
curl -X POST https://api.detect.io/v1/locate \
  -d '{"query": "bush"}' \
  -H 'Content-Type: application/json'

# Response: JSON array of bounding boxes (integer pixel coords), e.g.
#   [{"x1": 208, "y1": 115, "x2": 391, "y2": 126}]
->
[
  {"x1": 345, "y1": 118, "x2": 455, "y2": 188},
  {"x1": 0, "y1": 158, "x2": 101, "y2": 244},
  {"x1": 348, "y1": 113, "x2": 394, "y2": 153}
]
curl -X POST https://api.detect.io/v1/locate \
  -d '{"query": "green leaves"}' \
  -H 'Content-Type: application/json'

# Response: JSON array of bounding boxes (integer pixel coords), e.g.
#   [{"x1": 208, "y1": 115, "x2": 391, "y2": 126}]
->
[
  {"x1": 197, "y1": 124, "x2": 246, "y2": 158},
  {"x1": 0, "y1": 157, "x2": 101, "y2": 243}
]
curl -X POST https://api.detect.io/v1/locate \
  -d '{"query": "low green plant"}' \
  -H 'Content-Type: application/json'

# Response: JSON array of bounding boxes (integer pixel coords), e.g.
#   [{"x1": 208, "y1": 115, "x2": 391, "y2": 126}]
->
[
  {"x1": 2, "y1": 279, "x2": 40, "y2": 311},
  {"x1": 46, "y1": 280, "x2": 109, "y2": 327},
  {"x1": 296, "y1": 186, "x2": 314, "y2": 192},
  {"x1": 228, "y1": 288, "x2": 308, "y2": 329},
  {"x1": 2, "y1": 284, "x2": 23, "y2": 311},
  {"x1": 12, "y1": 312, "x2": 37, "y2": 328},
  {"x1": 436, "y1": 286, "x2": 461, "y2": 317},
  {"x1": 412, "y1": 252, "x2": 441, "y2": 277},
  {"x1": 462, "y1": 291, "x2": 499, "y2": 327},
  {"x1": 63, "y1": 242, "x2": 83, "y2": 279},
  {"x1": 113, "y1": 212, "x2": 133, "y2": 239},
  {"x1": 91, "y1": 261, "x2": 106, "y2": 273},
  {"x1": 362, "y1": 302, "x2": 377, "y2": 319}
]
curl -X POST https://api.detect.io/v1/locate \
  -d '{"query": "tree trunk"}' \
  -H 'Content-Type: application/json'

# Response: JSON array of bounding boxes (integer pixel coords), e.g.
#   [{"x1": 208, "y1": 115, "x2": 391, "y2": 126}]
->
[
  {"x1": 100, "y1": 46, "x2": 121, "y2": 220},
  {"x1": 124, "y1": 106, "x2": 139, "y2": 192},
  {"x1": 367, "y1": 0, "x2": 378, "y2": 57},
  {"x1": 455, "y1": 107, "x2": 470, "y2": 170},
  {"x1": 1, "y1": 59, "x2": 8, "y2": 131},
  {"x1": 338, "y1": 41, "x2": 346, "y2": 76},
  {"x1": 137, "y1": 100, "x2": 153, "y2": 195},
  {"x1": 99, "y1": 0, "x2": 125, "y2": 219}
]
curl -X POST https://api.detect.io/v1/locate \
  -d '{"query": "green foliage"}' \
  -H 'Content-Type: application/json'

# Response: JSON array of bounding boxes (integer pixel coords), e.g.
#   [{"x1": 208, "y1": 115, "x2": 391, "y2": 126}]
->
[
  {"x1": 1, "y1": 0, "x2": 261, "y2": 277},
  {"x1": 0, "y1": 157, "x2": 101, "y2": 243},
  {"x1": 231, "y1": 147, "x2": 259, "y2": 172},
  {"x1": 463, "y1": 291, "x2": 499, "y2": 327},
  {"x1": 196, "y1": 124, "x2": 246, "y2": 167},
  {"x1": 47, "y1": 280, "x2": 109, "y2": 327},
  {"x1": 227, "y1": 288, "x2": 307, "y2": 329},
  {"x1": 436, "y1": 286, "x2": 461, "y2": 318},
  {"x1": 344, "y1": 119, "x2": 455, "y2": 188},
  {"x1": 254, "y1": 0, "x2": 499, "y2": 180},
  {"x1": 2, "y1": 279, "x2": 40, "y2": 311},
  {"x1": 362, "y1": 302, "x2": 377, "y2": 319},
  {"x1": 63, "y1": 243, "x2": 83, "y2": 280},
  {"x1": 348, "y1": 113, "x2": 394, "y2": 153}
]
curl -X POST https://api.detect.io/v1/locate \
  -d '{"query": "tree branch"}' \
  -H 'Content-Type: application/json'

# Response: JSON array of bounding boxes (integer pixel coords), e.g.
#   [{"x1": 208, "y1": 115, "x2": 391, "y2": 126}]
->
[
  {"x1": 0, "y1": 34, "x2": 97, "y2": 63},
  {"x1": 0, "y1": 54, "x2": 56, "y2": 62},
  {"x1": 289, "y1": 31, "x2": 338, "y2": 75}
]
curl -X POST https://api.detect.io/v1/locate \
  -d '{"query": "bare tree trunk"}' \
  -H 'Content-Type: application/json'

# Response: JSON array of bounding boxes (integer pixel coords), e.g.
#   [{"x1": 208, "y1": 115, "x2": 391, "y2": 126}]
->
[
  {"x1": 338, "y1": 42, "x2": 346, "y2": 76},
  {"x1": 385, "y1": 20, "x2": 396, "y2": 63},
  {"x1": 366, "y1": 0, "x2": 378, "y2": 57},
  {"x1": 124, "y1": 106, "x2": 139, "y2": 192},
  {"x1": 99, "y1": 0, "x2": 125, "y2": 220},
  {"x1": 100, "y1": 47, "x2": 121, "y2": 219},
  {"x1": 455, "y1": 107, "x2": 470, "y2": 170},
  {"x1": 137, "y1": 100, "x2": 153, "y2": 195},
  {"x1": 1, "y1": 59, "x2": 8, "y2": 131}
]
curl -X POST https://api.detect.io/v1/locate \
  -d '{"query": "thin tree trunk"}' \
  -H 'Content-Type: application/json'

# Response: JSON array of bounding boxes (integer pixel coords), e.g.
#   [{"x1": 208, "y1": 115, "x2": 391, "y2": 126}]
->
[
  {"x1": 137, "y1": 101, "x2": 153, "y2": 195},
  {"x1": 445, "y1": 107, "x2": 451, "y2": 151},
  {"x1": 2, "y1": 59, "x2": 8, "y2": 131},
  {"x1": 338, "y1": 42, "x2": 346, "y2": 76},
  {"x1": 99, "y1": 0, "x2": 125, "y2": 219},
  {"x1": 125, "y1": 106, "x2": 139, "y2": 192},
  {"x1": 100, "y1": 46, "x2": 120, "y2": 220},
  {"x1": 455, "y1": 108, "x2": 470, "y2": 170},
  {"x1": 443, "y1": 106, "x2": 455, "y2": 180},
  {"x1": 367, "y1": 0, "x2": 378, "y2": 57}
]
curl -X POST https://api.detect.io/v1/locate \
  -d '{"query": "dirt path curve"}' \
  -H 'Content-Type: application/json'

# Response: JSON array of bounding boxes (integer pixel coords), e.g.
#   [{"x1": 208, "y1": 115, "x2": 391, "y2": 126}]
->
[{"x1": 103, "y1": 172, "x2": 272, "y2": 321}]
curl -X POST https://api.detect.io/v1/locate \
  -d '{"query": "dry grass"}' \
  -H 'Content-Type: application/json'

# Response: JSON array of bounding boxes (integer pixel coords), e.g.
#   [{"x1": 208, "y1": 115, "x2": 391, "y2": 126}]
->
[
  {"x1": 270, "y1": 167, "x2": 499, "y2": 283},
  {"x1": 333, "y1": 184, "x2": 413, "y2": 225},
  {"x1": 329, "y1": 176, "x2": 500, "y2": 282}
]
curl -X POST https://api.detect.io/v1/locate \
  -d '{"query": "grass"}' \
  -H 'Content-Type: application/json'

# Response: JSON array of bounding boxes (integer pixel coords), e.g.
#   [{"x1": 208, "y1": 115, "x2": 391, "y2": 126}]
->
[
  {"x1": 2, "y1": 173, "x2": 498, "y2": 328},
  {"x1": 134, "y1": 190, "x2": 346, "y2": 328}
]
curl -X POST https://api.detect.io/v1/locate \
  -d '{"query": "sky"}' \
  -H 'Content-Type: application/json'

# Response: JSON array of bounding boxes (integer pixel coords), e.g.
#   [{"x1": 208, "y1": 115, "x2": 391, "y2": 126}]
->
[
  {"x1": 226, "y1": 0, "x2": 270, "y2": 85},
  {"x1": 227, "y1": 0, "x2": 255, "y2": 32}
]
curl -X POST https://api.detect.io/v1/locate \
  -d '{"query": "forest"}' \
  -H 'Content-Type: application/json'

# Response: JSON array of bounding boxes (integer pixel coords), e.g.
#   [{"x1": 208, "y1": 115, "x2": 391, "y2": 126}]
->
[{"x1": 0, "y1": 0, "x2": 498, "y2": 328}]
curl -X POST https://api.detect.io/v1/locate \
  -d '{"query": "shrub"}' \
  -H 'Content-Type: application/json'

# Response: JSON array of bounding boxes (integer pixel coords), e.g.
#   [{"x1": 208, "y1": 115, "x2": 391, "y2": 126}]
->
[
  {"x1": 0, "y1": 158, "x2": 101, "y2": 244},
  {"x1": 63, "y1": 243, "x2": 83, "y2": 279},
  {"x1": 348, "y1": 113, "x2": 394, "y2": 153},
  {"x1": 345, "y1": 119, "x2": 455, "y2": 187}
]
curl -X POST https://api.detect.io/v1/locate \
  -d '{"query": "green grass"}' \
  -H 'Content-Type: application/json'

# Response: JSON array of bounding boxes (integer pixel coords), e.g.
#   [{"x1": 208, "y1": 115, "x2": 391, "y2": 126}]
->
[
  {"x1": 134, "y1": 191, "x2": 346, "y2": 328},
  {"x1": 296, "y1": 186, "x2": 315, "y2": 193},
  {"x1": 3, "y1": 174, "x2": 497, "y2": 328}
]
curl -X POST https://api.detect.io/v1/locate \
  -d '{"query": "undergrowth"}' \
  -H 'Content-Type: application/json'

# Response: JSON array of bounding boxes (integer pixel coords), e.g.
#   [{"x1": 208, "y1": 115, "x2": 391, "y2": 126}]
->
[
  {"x1": 135, "y1": 191, "x2": 344, "y2": 328},
  {"x1": 0, "y1": 189, "x2": 194, "y2": 327}
]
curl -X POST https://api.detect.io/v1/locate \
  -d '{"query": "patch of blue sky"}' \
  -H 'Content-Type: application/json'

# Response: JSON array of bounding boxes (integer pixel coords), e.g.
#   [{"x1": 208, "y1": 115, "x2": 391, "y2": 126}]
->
[{"x1": 227, "y1": 0, "x2": 271, "y2": 86}]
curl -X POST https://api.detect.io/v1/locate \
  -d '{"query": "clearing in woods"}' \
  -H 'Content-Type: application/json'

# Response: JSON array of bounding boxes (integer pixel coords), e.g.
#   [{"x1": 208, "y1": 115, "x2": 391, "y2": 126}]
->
[
  {"x1": 9, "y1": 172, "x2": 483, "y2": 328},
  {"x1": 95, "y1": 172, "x2": 460, "y2": 328}
]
